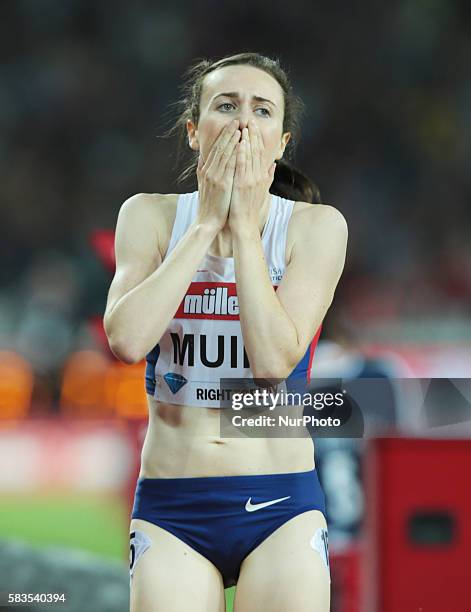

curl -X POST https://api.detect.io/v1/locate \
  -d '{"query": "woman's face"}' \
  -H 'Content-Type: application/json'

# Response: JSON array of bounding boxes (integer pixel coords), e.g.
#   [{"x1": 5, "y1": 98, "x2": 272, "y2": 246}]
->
[{"x1": 187, "y1": 65, "x2": 291, "y2": 170}]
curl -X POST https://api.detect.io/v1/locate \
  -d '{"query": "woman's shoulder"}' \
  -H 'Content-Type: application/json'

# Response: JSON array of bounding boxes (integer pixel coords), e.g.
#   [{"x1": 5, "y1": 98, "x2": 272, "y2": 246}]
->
[
  {"x1": 291, "y1": 201, "x2": 348, "y2": 232},
  {"x1": 122, "y1": 192, "x2": 180, "y2": 214},
  {"x1": 286, "y1": 201, "x2": 348, "y2": 259},
  {"x1": 292, "y1": 200, "x2": 346, "y2": 221},
  {"x1": 118, "y1": 192, "x2": 183, "y2": 253},
  {"x1": 120, "y1": 191, "x2": 181, "y2": 227},
  {"x1": 150, "y1": 192, "x2": 180, "y2": 222}
]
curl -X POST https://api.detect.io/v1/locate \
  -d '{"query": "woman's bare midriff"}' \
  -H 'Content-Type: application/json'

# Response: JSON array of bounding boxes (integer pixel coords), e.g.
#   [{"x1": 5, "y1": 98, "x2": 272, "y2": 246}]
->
[{"x1": 138, "y1": 396, "x2": 315, "y2": 478}]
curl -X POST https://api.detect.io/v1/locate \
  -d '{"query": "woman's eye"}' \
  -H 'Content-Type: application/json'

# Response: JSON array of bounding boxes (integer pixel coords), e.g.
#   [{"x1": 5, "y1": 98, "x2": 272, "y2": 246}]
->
[{"x1": 217, "y1": 103, "x2": 270, "y2": 117}]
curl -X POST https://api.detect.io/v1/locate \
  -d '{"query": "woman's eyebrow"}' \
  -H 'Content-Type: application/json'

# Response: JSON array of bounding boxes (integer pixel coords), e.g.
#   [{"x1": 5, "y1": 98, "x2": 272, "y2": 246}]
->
[{"x1": 212, "y1": 92, "x2": 277, "y2": 108}]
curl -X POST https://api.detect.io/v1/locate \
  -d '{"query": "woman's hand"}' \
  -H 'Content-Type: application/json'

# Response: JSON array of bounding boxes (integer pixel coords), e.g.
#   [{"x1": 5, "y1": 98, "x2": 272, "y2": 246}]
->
[
  {"x1": 196, "y1": 119, "x2": 241, "y2": 233},
  {"x1": 228, "y1": 119, "x2": 276, "y2": 235}
]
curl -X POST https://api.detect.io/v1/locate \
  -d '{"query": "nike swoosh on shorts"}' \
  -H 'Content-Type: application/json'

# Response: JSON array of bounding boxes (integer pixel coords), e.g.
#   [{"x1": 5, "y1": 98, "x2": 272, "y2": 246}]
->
[{"x1": 245, "y1": 495, "x2": 291, "y2": 512}]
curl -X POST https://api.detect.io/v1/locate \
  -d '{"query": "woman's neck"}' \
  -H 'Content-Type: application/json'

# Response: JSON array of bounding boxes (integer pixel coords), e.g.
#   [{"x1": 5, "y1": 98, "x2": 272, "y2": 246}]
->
[{"x1": 207, "y1": 191, "x2": 272, "y2": 258}]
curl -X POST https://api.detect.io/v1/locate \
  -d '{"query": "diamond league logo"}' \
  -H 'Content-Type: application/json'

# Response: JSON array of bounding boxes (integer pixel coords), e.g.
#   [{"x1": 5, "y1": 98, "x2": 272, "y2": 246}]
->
[{"x1": 163, "y1": 372, "x2": 188, "y2": 394}]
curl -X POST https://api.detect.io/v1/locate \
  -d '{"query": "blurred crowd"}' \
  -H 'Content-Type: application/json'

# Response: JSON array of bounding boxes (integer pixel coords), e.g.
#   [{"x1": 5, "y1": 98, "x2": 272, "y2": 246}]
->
[{"x1": 1, "y1": 0, "x2": 471, "y2": 397}]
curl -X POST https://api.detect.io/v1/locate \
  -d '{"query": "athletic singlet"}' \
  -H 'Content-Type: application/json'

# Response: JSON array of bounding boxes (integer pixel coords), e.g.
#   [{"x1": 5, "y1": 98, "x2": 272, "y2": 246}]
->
[{"x1": 145, "y1": 190, "x2": 321, "y2": 407}]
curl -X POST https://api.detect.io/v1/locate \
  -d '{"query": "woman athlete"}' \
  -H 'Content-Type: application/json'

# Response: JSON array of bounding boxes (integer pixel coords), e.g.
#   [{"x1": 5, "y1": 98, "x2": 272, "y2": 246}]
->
[{"x1": 104, "y1": 53, "x2": 347, "y2": 612}]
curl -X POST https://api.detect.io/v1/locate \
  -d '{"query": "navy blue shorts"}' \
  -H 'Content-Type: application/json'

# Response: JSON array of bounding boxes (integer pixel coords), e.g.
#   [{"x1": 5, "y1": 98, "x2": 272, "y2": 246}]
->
[{"x1": 131, "y1": 468, "x2": 326, "y2": 587}]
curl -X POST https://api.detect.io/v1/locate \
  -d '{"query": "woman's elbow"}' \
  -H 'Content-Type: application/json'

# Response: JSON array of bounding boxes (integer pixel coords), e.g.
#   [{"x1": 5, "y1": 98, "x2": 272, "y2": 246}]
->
[
  {"x1": 107, "y1": 339, "x2": 142, "y2": 364},
  {"x1": 111, "y1": 345, "x2": 143, "y2": 365},
  {"x1": 251, "y1": 350, "x2": 302, "y2": 380},
  {"x1": 105, "y1": 328, "x2": 144, "y2": 365},
  {"x1": 251, "y1": 361, "x2": 294, "y2": 381}
]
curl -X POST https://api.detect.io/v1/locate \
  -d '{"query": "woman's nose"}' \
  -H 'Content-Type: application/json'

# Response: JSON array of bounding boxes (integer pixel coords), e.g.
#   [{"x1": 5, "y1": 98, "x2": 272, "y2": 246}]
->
[{"x1": 237, "y1": 114, "x2": 250, "y2": 130}]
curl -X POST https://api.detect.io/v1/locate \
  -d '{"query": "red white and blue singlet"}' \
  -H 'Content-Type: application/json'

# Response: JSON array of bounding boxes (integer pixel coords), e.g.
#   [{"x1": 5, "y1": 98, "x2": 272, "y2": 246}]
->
[{"x1": 145, "y1": 191, "x2": 321, "y2": 407}]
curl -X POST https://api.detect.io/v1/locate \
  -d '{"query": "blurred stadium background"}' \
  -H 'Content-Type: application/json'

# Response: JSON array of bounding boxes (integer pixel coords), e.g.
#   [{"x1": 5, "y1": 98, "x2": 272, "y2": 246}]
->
[{"x1": 1, "y1": 1, "x2": 471, "y2": 611}]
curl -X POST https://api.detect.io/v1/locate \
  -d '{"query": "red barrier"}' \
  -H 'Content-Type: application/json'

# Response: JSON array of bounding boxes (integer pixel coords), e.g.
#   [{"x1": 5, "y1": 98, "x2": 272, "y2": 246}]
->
[
  {"x1": 363, "y1": 437, "x2": 471, "y2": 612},
  {"x1": 330, "y1": 546, "x2": 361, "y2": 612}
]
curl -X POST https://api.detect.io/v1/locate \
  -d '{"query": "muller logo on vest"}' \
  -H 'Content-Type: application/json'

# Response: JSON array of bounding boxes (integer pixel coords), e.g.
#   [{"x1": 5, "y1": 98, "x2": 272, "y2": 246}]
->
[
  {"x1": 175, "y1": 281, "x2": 280, "y2": 320},
  {"x1": 175, "y1": 282, "x2": 239, "y2": 320}
]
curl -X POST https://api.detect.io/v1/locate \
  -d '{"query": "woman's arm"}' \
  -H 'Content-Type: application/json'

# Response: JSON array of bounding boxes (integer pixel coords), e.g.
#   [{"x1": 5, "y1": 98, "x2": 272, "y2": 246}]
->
[
  {"x1": 104, "y1": 193, "x2": 218, "y2": 364},
  {"x1": 232, "y1": 204, "x2": 348, "y2": 379},
  {"x1": 105, "y1": 122, "x2": 241, "y2": 363}
]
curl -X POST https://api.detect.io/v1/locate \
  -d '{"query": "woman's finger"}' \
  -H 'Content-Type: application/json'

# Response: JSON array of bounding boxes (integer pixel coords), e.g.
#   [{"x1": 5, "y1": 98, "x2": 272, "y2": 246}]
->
[
  {"x1": 236, "y1": 132, "x2": 247, "y2": 182},
  {"x1": 220, "y1": 129, "x2": 241, "y2": 176},
  {"x1": 249, "y1": 120, "x2": 262, "y2": 179},
  {"x1": 203, "y1": 120, "x2": 238, "y2": 173},
  {"x1": 259, "y1": 124, "x2": 269, "y2": 177},
  {"x1": 226, "y1": 141, "x2": 238, "y2": 176},
  {"x1": 256, "y1": 119, "x2": 268, "y2": 178},
  {"x1": 241, "y1": 127, "x2": 250, "y2": 181}
]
